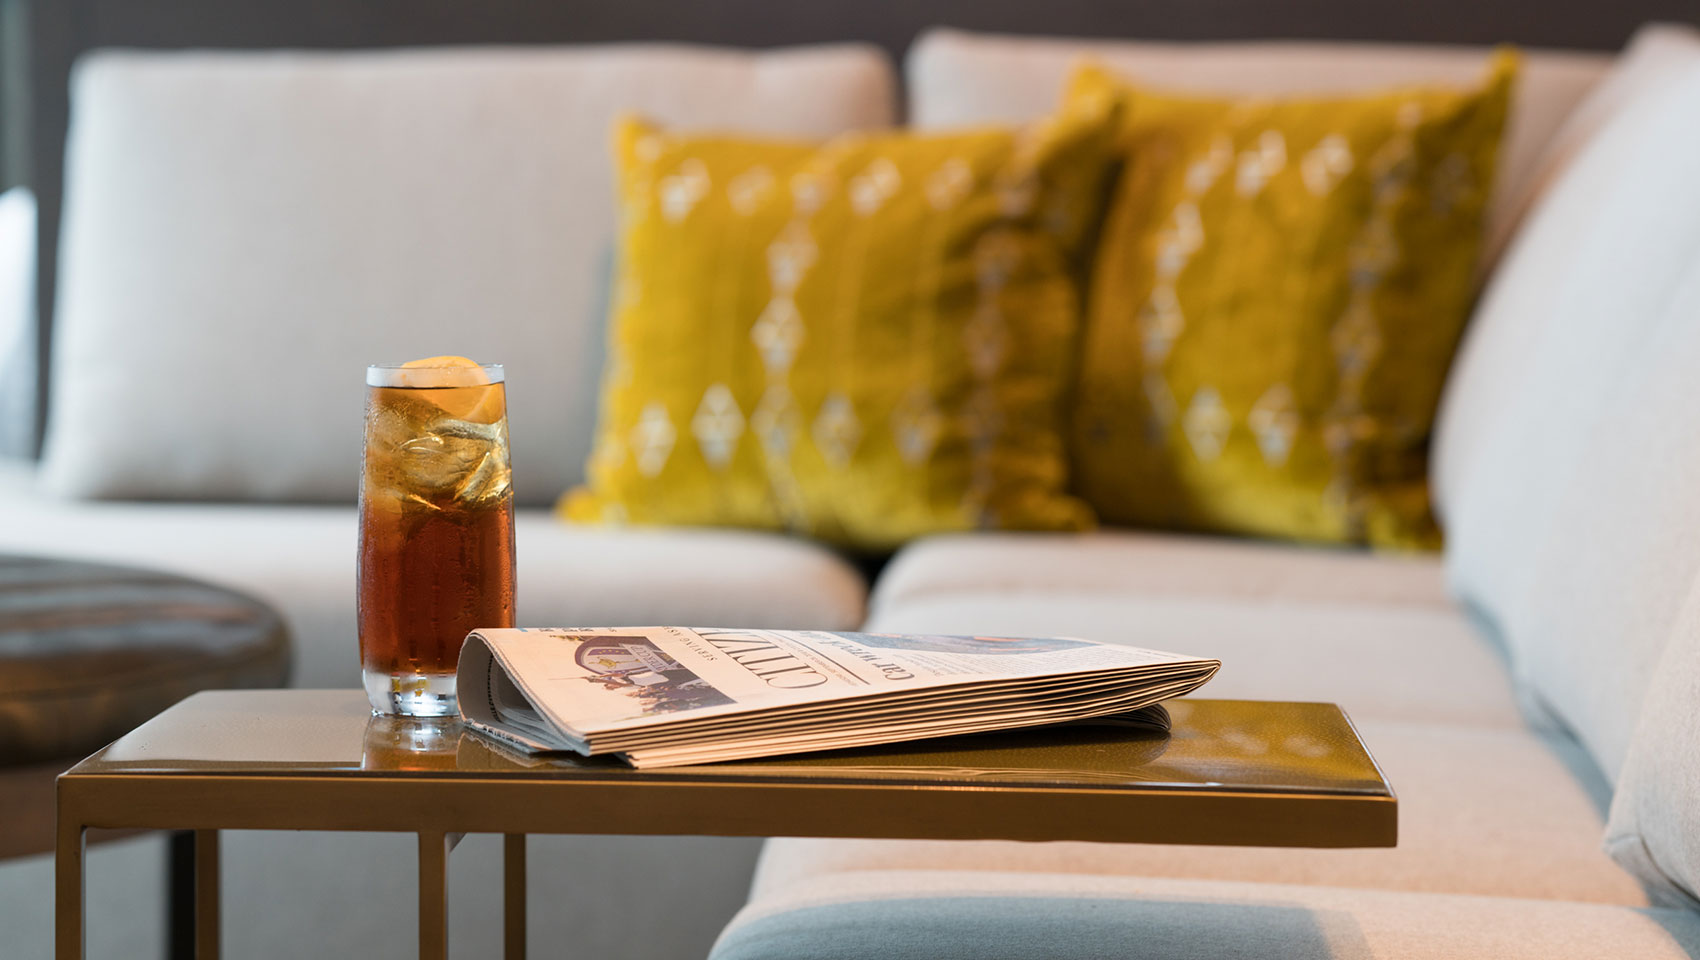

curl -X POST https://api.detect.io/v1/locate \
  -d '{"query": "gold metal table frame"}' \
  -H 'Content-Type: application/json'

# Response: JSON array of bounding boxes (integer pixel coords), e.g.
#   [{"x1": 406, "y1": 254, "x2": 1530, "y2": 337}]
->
[{"x1": 55, "y1": 690, "x2": 1396, "y2": 960}]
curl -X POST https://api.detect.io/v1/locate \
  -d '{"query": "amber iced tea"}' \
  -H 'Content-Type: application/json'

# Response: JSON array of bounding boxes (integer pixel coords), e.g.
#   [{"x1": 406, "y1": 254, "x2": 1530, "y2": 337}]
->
[{"x1": 357, "y1": 361, "x2": 514, "y2": 717}]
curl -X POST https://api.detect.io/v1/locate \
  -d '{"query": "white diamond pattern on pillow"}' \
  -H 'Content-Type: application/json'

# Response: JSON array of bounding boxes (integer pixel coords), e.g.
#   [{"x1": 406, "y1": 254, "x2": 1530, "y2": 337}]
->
[
  {"x1": 692, "y1": 383, "x2": 744, "y2": 469},
  {"x1": 41, "y1": 45, "x2": 895, "y2": 504}
]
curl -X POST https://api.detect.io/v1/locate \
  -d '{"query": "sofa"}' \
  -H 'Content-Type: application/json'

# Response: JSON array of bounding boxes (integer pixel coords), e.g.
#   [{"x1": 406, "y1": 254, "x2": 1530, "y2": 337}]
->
[{"x1": 4, "y1": 19, "x2": 1700, "y2": 960}]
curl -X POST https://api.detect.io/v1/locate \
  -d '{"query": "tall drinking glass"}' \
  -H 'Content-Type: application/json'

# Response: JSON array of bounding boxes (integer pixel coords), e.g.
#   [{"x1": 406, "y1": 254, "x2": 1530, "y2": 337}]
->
[{"x1": 357, "y1": 360, "x2": 515, "y2": 716}]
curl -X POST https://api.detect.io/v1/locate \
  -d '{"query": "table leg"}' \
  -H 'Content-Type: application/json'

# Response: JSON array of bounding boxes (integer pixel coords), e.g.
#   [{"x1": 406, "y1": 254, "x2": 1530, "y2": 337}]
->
[
  {"x1": 504, "y1": 834, "x2": 526, "y2": 960},
  {"x1": 195, "y1": 830, "x2": 220, "y2": 959},
  {"x1": 168, "y1": 831, "x2": 193, "y2": 959},
  {"x1": 54, "y1": 818, "x2": 85, "y2": 960},
  {"x1": 418, "y1": 832, "x2": 449, "y2": 960}
]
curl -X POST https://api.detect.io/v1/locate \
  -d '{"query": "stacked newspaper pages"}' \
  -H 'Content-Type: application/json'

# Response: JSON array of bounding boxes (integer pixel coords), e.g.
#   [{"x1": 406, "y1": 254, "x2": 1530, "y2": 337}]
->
[{"x1": 458, "y1": 627, "x2": 1221, "y2": 768}]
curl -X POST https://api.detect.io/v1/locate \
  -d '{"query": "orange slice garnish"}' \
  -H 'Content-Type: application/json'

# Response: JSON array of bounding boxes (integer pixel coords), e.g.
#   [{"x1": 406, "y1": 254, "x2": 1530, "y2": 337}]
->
[{"x1": 394, "y1": 356, "x2": 502, "y2": 422}]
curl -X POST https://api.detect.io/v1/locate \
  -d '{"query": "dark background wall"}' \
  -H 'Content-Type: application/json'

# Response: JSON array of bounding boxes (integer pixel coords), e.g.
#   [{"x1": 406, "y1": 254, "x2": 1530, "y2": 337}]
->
[{"x1": 16, "y1": 0, "x2": 1700, "y2": 452}]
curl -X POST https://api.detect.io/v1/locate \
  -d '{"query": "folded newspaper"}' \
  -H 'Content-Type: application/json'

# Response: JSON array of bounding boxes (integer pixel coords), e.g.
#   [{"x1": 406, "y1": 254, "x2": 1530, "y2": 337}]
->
[{"x1": 458, "y1": 627, "x2": 1221, "y2": 768}]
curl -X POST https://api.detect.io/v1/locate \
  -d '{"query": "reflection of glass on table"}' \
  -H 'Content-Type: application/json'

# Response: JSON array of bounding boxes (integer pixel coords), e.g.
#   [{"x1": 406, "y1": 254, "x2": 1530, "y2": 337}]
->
[{"x1": 362, "y1": 715, "x2": 462, "y2": 772}]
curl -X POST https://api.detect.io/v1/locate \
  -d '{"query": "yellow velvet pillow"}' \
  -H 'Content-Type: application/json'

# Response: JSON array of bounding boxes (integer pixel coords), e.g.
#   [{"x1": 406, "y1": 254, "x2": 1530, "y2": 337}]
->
[
  {"x1": 563, "y1": 91, "x2": 1120, "y2": 550},
  {"x1": 1069, "y1": 53, "x2": 1517, "y2": 549}
]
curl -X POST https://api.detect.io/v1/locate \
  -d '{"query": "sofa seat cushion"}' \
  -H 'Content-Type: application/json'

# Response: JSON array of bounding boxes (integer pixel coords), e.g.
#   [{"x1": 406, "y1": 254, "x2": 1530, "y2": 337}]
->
[
  {"x1": 711, "y1": 871, "x2": 1698, "y2": 960},
  {"x1": 0, "y1": 467, "x2": 866, "y2": 688},
  {"x1": 869, "y1": 533, "x2": 1519, "y2": 729},
  {"x1": 875, "y1": 531, "x2": 1453, "y2": 612},
  {"x1": 753, "y1": 718, "x2": 1639, "y2": 906}
]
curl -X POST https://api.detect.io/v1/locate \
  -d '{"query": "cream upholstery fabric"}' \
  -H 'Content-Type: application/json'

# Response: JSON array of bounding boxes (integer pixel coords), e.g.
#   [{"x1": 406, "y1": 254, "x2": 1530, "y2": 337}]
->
[
  {"x1": 39, "y1": 45, "x2": 895, "y2": 504},
  {"x1": 1608, "y1": 571, "x2": 1700, "y2": 908},
  {"x1": 713, "y1": 871, "x2": 1700, "y2": 960},
  {"x1": 1468, "y1": 24, "x2": 1700, "y2": 288},
  {"x1": 754, "y1": 718, "x2": 1638, "y2": 905},
  {"x1": 0, "y1": 187, "x2": 33, "y2": 460},
  {"x1": 1432, "y1": 25, "x2": 1700, "y2": 522},
  {"x1": 1503, "y1": 257, "x2": 1700, "y2": 784},
  {"x1": 875, "y1": 531, "x2": 1453, "y2": 613},
  {"x1": 869, "y1": 538, "x2": 1522, "y2": 729},
  {"x1": 906, "y1": 27, "x2": 1609, "y2": 269},
  {"x1": 869, "y1": 599, "x2": 1521, "y2": 728},
  {"x1": 1438, "y1": 63, "x2": 1700, "y2": 666},
  {"x1": 0, "y1": 463, "x2": 866, "y2": 688}
]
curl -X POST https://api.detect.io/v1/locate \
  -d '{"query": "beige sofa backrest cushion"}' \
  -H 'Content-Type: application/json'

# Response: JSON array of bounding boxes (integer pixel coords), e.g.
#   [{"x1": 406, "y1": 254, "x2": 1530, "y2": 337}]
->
[
  {"x1": 1505, "y1": 235, "x2": 1700, "y2": 782},
  {"x1": 1607, "y1": 565, "x2": 1700, "y2": 907},
  {"x1": 1432, "y1": 23, "x2": 1700, "y2": 522},
  {"x1": 39, "y1": 45, "x2": 895, "y2": 504},
  {"x1": 905, "y1": 27, "x2": 1610, "y2": 270},
  {"x1": 1436, "y1": 60, "x2": 1700, "y2": 746}
]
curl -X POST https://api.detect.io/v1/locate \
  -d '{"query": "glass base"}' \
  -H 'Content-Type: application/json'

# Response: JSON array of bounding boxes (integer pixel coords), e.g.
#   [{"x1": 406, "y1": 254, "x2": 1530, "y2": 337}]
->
[{"x1": 364, "y1": 670, "x2": 459, "y2": 717}]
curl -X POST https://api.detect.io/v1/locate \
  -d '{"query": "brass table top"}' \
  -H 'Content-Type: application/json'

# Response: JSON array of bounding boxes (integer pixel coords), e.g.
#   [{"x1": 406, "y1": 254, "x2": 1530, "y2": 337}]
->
[
  {"x1": 60, "y1": 689, "x2": 1395, "y2": 848},
  {"x1": 57, "y1": 690, "x2": 1395, "y2": 959}
]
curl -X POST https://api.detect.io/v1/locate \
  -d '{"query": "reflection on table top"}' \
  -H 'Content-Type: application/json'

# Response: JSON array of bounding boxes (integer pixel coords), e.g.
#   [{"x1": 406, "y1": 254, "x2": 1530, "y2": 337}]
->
[{"x1": 69, "y1": 690, "x2": 1390, "y2": 799}]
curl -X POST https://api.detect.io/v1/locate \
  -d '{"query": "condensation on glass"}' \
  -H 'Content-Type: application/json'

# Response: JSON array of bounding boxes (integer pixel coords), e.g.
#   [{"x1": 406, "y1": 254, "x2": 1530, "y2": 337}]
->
[{"x1": 357, "y1": 362, "x2": 515, "y2": 717}]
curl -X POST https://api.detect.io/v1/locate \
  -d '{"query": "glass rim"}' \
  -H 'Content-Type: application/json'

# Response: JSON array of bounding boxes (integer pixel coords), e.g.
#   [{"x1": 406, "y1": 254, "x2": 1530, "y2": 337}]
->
[{"x1": 366, "y1": 362, "x2": 504, "y2": 387}]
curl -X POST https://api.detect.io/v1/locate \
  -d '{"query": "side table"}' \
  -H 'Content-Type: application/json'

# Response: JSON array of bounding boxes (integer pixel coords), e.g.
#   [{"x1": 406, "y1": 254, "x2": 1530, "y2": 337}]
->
[{"x1": 57, "y1": 689, "x2": 1394, "y2": 959}]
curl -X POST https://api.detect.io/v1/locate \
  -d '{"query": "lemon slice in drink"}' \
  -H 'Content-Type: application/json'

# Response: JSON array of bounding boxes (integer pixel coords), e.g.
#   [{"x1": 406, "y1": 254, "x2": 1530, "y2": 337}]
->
[
  {"x1": 395, "y1": 355, "x2": 489, "y2": 385},
  {"x1": 394, "y1": 356, "x2": 503, "y2": 423}
]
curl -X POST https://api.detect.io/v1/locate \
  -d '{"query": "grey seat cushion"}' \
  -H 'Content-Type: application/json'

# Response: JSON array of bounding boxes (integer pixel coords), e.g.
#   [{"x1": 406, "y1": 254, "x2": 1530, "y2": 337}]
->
[{"x1": 710, "y1": 871, "x2": 1700, "y2": 960}]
